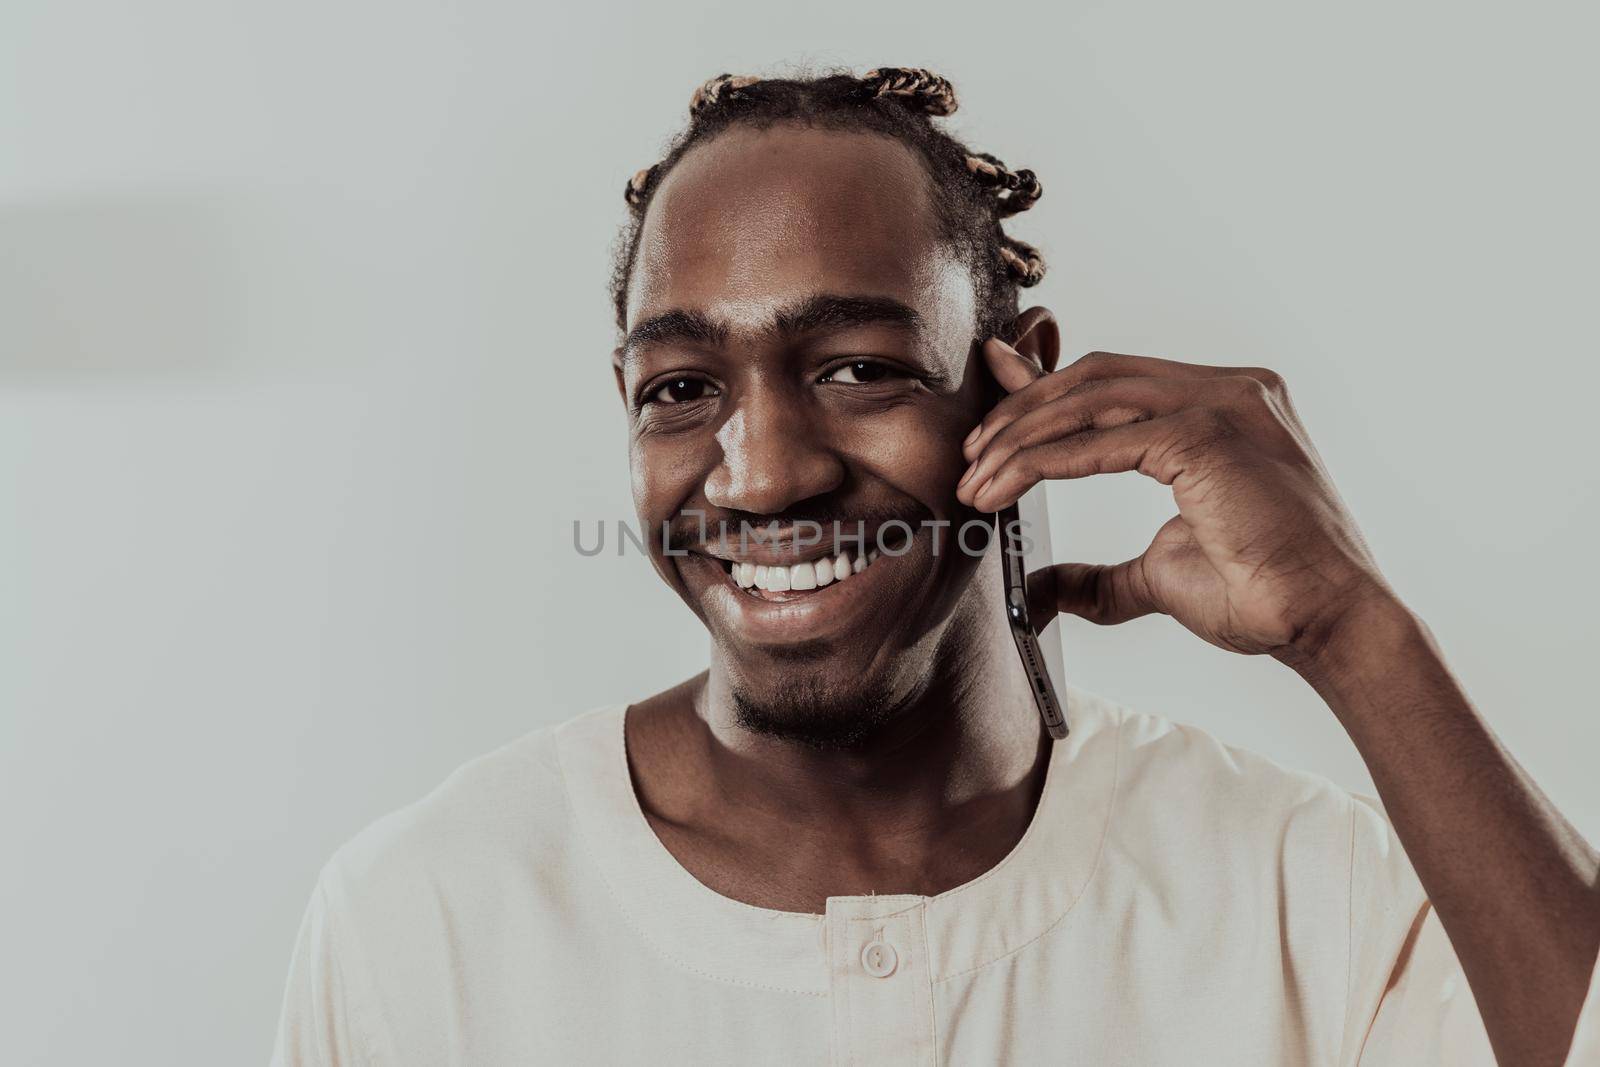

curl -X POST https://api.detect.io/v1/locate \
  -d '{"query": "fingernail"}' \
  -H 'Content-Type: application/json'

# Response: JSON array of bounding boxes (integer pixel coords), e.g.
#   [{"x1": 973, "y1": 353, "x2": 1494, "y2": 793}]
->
[
  {"x1": 963, "y1": 424, "x2": 981, "y2": 448},
  {"x1": 957, "y1": 464, "x2": 977, "y2": 488}
]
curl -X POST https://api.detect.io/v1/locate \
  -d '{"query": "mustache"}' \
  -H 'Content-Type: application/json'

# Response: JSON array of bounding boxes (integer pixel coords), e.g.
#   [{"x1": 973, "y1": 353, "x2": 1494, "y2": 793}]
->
[{"x1": 663, "y1": 501, "x2": 935, "y2": 554}]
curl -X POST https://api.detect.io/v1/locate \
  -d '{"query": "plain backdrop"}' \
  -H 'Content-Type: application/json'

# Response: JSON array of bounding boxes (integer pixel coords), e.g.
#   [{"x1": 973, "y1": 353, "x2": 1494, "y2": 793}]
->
[{"x1": 2, "y1": 0, "x2": 1596, "y2": 1062}]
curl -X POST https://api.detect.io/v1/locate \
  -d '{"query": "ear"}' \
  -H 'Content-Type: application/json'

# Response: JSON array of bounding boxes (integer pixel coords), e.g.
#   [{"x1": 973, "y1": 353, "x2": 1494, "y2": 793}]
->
[{"x1": 1007, "y1": 306, "x2": 1060, "y2": 374}]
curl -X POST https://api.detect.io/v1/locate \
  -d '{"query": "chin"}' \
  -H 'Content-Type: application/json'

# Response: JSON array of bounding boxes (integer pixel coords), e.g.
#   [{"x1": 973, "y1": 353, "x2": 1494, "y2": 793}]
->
[{"x1": 729, "y1": 670, "x2": 905, "y2": 750}]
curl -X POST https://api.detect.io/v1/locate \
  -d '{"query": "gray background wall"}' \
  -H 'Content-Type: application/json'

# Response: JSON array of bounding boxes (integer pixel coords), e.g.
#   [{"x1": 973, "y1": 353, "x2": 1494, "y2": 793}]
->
[{"x1": 2, "y1": 1, "x2": 1596, "y2": 1062}]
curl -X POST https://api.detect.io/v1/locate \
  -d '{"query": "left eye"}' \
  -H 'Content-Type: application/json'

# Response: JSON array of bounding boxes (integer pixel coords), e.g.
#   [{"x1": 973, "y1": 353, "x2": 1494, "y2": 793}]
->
[{"x1": 822, "y1": 360, "x2": 905, "y2": 385}]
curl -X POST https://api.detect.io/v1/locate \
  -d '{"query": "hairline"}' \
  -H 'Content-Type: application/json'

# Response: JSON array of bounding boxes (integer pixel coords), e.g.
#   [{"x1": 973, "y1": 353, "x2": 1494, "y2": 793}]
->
[{"x1": 615, "y1": 119, "x2": 995, "y2": 343}]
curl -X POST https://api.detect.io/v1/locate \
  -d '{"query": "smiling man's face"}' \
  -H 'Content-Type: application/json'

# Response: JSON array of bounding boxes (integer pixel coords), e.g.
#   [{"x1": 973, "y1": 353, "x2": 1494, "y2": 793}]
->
[{"x1": 616, "y1": 124, "x2": 998, "y2": 746}]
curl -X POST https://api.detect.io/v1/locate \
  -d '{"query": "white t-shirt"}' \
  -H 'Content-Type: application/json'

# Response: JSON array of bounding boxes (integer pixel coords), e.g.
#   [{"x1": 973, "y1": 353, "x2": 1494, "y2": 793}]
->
[{"x1": 271, "y1": 686, "x2": 1600, "y2": 1065}]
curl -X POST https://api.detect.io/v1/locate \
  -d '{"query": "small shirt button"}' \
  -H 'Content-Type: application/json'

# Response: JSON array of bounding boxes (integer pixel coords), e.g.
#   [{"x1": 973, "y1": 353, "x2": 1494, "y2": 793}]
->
[{"x1": 860, "y1": 939, "x2": 898, "y2": 978}]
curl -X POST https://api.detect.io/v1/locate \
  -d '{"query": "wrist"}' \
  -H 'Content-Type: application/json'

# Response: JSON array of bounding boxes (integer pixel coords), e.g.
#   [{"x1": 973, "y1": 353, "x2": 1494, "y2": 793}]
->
[{"x1": 1276, "y1": 586, "x2": 1422, "y2": 698}]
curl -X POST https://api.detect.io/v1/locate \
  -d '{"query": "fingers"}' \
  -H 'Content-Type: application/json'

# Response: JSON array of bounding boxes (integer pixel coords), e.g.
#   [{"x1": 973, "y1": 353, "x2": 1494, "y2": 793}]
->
[
  {"x1": 981, "y1": 336, "x2": 1046, "y2": 395},
  {"x1": 965, "y1": 407, "x2": 1233, "y2": 512},
  {"x1": 1024, "y1": 564, "x2": 1060, "y2": 631},
  {"x1": 958, "y1": 375, "x2": 1204, "y2": 503},
  {"x1": 965, "y1": 346, "x2": 1148, "y2": 459},
  {"x1": 1051, "y1": 560, "x2": 1160, "y2": 626},
  {"x1": 964, "y1": 347, "x2": 1281, "y2": 462},
  {"x1": 1026, "y1": 560, "x2": 1158, "y2": 628}
]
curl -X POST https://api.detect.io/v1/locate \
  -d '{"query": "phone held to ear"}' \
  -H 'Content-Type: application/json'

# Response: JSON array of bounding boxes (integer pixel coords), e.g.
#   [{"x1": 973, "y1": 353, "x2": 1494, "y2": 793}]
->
[
  {"x1": 998, "y1": 489, "x2": 1070, "y2": 740},
  {"x1": 979, "y1": 345, "x2": 1070, "y2": 741}
]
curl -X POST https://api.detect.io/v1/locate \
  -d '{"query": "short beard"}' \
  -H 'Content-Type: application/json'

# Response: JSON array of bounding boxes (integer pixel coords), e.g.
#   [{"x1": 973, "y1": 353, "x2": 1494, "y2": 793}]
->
[{"x1": 731, "y1": 672, "x2": 904, "y2": 751}]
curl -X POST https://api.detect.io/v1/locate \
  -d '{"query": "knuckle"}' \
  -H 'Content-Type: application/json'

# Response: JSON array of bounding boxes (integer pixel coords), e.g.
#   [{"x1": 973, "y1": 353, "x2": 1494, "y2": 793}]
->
[
  {"x1": 1078, "y1": 566, "x2": 1113, "y2": 624},
  {"x1": 1062, "y1": 376, "x2": 1115, "y2": 401},
  {"x1": 1057, "y1": 426, "x2": 1107, "y2": 463},
  {"x1": 1242, "y1": 366, "x2": 1286, "y2": 393},
  {"x1": 1228, "y1": 374, "x2": 1273, "y2": 406},
  {"x1": 987, "y1": 418, "x2": 1026, "y2": 459},
  {"x1": 1072, "y1": 351, "x2": 1116, "y2": 373},
  {"x1": 1001, "y1": 405, "x2": 1057, "y2": 452},
  {"x1": 979, "y1": 405, "x2": 1016, "y2": 440},
  {"x1": 1007, "y1": 448, "x2": 1039, "y2": 481}
]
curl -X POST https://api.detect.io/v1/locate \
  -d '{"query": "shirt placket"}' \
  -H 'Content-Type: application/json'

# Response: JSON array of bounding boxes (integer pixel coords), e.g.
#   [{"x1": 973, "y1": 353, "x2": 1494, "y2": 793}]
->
[{"x1": 825, "y1": 896, "x2": 936, "y2": 1067}]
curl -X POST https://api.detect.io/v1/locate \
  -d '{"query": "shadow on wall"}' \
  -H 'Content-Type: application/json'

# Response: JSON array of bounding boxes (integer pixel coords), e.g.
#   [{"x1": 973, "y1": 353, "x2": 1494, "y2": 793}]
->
[{"x1": 0, "y1": 192, "x2": 245, "y2": 383}]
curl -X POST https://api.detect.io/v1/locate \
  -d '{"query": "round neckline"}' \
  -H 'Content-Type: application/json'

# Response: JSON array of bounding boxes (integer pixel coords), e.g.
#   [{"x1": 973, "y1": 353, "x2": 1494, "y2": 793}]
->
[{"x1": 554, "y1": 686, "x2": 1120, "y2": 991}]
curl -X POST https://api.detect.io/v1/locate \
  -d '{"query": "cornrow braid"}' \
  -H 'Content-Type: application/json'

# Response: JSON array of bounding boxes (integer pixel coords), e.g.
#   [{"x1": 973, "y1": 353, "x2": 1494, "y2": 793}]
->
[{"x1": 612, "y1": 67, "x2": 1047, "y2": 338}]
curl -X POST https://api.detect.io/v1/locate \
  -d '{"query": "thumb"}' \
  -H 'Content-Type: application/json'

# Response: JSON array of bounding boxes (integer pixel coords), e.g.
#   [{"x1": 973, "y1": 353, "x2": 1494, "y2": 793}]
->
[{"x1": 1027, "y1": 559, "x2": 1158, "y2": 629}]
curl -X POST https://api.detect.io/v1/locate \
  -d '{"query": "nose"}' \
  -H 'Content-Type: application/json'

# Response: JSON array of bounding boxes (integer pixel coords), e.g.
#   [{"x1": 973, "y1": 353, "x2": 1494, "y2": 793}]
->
[{"x1": 704, "y1": 387, "x2": 846, "y2": 514}]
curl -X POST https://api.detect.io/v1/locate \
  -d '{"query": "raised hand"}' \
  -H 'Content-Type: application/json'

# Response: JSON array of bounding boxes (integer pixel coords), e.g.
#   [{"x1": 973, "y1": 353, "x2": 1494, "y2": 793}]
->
[{"x1": 957, "y1": 339, "x2": 1394, "y2": 660}]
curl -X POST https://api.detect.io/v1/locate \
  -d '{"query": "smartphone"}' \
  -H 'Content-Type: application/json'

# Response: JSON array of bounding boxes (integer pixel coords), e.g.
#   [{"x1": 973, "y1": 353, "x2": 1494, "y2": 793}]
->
[
  {"x1": 998, "y1": 490, "x2": 1070, "y2": 740},
  {"x1": 975, "y1": 345, "x2": 1069, "y2": 740}
]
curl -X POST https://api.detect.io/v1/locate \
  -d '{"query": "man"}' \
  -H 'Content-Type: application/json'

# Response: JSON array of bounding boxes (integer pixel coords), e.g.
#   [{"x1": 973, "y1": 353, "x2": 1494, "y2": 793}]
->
[{"x1": 272, "y1": 68, "x2": 1600, "y2": 1065}]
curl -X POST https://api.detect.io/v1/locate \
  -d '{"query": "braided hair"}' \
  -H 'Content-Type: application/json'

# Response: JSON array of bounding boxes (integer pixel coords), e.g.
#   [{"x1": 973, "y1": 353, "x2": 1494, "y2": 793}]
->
[{"x1": 611, "y1": 67, "x2": 1046, "y2": 341}]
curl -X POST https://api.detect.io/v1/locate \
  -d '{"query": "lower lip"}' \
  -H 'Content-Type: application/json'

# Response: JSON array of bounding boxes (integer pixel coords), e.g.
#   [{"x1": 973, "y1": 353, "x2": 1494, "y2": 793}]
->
[{"x1": 695, "y1": 552, "x2": 900, "y2": 645}]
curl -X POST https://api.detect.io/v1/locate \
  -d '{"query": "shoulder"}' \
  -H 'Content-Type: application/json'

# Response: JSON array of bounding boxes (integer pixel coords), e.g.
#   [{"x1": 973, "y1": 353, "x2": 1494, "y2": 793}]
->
[
  {"x1": 275, "y1": 708, "x2": 627, "y2": 1060},
  {"x1": 1068, "y1": 685, "x2": 1414, "y2": 905},
  {"x1": 1073, "y1": 684, "x2": 1360, "y2": 818},
  {"x1": 317, "y1": 704, "x2": 622, "y2": 916}
]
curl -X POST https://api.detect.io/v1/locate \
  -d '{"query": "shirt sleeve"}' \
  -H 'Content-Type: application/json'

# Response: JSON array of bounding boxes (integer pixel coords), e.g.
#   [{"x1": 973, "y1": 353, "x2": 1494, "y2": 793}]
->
[
  {"x1": 1564, "y1": 950, "x2": 1600, "y2": 1067},
  {"x1": 1342, "y1": 794, "x2": 1495, "y2": 1066},
  {"x1": 269, "y1": 874, "x2": 369, "y2": 1067}
]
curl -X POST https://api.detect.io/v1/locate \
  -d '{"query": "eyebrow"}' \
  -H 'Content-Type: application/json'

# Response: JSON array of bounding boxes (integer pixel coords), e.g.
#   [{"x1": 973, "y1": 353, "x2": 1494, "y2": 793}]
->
[
  {"x1": 620, "y1": 308, "x2": 727, "y2": 358},
  {"x1": 620, "y1": 293, "x2": 924, "y2": 364}
]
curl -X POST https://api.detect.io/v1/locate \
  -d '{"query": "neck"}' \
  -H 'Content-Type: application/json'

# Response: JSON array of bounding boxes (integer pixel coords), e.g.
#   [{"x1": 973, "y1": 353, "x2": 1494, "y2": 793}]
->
[{"x1": 627, "y1": 557, "x2": 1050, "y2": 911}]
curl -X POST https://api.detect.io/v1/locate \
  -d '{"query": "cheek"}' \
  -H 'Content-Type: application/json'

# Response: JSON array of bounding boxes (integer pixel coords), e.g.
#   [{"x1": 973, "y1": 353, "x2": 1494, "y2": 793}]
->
[
  {"x1": 836, "y1": 400, "x2": 971, "y2": 501},
  {"x1": 630, "y1": 433, "x2": 710, "y2": 521},
  {"x1": 630, "y1": 435, "x2": 711, "y2": 591}
]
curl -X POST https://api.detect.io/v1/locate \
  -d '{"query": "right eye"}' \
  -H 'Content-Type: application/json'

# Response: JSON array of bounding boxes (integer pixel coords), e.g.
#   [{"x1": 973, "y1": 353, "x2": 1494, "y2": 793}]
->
[{"x1": 645, "y1": 377, "x2": 720, "y2": 406}]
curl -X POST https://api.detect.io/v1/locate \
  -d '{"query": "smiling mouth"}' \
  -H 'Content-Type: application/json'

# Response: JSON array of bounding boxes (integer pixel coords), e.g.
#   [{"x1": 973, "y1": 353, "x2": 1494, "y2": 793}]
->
[{"x1": 717, "y1": 548, "x2": 882, "y2": 600}]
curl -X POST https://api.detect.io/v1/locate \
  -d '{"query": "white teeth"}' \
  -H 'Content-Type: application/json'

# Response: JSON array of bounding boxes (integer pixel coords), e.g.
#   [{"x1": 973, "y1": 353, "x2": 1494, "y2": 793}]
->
[{"x1": 735, "y1": 549, "x2": 882, "y2": 594}]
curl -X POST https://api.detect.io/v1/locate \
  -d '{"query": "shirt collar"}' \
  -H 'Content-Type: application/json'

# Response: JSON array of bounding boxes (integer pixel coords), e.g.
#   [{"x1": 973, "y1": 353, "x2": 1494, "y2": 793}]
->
[{"x1": 555, "y1": 685, "x2": 1121, "y2": 994}]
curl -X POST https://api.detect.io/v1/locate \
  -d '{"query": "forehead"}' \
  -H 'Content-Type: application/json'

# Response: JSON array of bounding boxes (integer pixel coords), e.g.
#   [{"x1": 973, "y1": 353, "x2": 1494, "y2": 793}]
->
[{"x1": 627, "y1": 125, "x2": 972, "y2": 337}]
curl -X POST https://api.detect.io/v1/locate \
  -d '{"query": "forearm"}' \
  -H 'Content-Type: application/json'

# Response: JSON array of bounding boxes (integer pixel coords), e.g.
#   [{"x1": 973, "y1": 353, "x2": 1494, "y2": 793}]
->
[{"x1": 1284, "y1": 595, "x2": 1600, "y2": 1066}]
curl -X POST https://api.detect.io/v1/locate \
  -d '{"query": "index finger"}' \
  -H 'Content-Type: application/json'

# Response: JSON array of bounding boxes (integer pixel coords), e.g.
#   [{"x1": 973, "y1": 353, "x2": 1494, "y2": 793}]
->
[{"x1": 963, "y1": 349, "x2": 1245, "y2": 462}]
